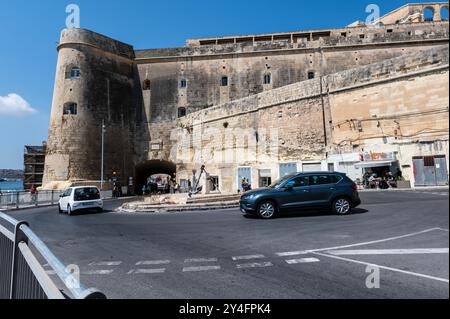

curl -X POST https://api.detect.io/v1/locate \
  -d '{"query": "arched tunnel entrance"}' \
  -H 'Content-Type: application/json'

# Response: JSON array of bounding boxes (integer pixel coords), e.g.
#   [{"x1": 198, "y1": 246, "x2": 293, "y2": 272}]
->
[{"x1": 135, "y1": 160, "x2": 177, "y2": 195}]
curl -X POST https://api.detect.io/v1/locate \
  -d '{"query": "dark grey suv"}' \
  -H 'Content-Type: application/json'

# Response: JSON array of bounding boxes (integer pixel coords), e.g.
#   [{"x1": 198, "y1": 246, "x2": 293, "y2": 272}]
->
[{"x1": 240, "y1": 172, "x2": 361, "y2": 219}]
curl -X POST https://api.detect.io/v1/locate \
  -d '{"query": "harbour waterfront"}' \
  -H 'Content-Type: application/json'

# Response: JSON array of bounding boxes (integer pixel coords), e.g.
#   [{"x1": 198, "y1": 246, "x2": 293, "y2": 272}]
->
[{"x1": 0, "y1": 180, "x2": 24, "y2": 192}]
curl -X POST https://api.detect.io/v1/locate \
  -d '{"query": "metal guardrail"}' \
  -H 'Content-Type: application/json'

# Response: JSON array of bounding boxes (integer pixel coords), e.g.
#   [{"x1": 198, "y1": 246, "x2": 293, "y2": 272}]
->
[
  {"x1": 0, "y1": 190, "x2": 113, "y2": 210},
  {"x1": 0, "y1": 212, "x2": 106, "y2": 299},
  {"x1": 0, "y1": 190, "x2": 63, "y2": 210}
]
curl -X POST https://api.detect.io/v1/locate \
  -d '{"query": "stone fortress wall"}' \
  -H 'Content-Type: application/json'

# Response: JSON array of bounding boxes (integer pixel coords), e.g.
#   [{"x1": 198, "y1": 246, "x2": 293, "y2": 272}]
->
[
  {"x1": 43, "y1": 29, "x2": 144, "y2": 188},
  {"x1": 175, "y1": 45, "x2": 449, "y2": 192},
  {"x1": 42, "y1": 2, "x2": 450, "y2": 191}
]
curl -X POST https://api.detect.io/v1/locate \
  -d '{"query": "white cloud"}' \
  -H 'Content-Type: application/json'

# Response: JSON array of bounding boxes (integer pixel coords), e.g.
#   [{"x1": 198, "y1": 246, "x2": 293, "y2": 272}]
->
[{"x1": 0, "y1": 93, "x2": 37, "y2": 116}]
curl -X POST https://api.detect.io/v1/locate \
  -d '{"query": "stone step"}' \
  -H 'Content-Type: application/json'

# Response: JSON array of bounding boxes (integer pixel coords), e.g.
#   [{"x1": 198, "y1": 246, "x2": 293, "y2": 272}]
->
[
  {"x1": 120, "y1": 201, "x2": 240, "y2": 213},
  {"x1": 186, "y1": 194, "x2": 241, "y2": 204}
]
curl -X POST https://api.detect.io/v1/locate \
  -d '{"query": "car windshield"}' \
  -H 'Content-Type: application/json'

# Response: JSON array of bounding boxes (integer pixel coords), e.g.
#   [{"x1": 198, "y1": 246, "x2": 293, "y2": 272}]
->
[
  {"x1": 269, "y1": 174, "x2": 296, "y2": 189},
  {"x1": 74, "y1": 188, "x2": 100, "y2": 201}
]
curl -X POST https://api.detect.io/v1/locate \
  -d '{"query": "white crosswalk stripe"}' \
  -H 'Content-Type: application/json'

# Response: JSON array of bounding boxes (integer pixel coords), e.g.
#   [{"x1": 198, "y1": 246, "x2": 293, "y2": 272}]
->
[
  {"x1": 237, "y1": 262, "x2": 273, "y2": 269},
  {"x1": 285, "y1": 258, "x2": 320, "y2": 264},
  {"x1": 183, "y1": 265, "x2": 221, "y2": 272},
  {"x1": 232, "y1": 254, "x2": 266, "y2": 261},
  {"x1": 89, "y1": 261, "x2": 122, "y2": 266},
  {"x1": 184, "y1": 258, "x2": 218, "y2": 263},
  {"x1": 128, "y1": 268, "x2": 166, "y2": 274},
  {"x1": 136, "y1": 260, "x2": 171, "y2": 266}
]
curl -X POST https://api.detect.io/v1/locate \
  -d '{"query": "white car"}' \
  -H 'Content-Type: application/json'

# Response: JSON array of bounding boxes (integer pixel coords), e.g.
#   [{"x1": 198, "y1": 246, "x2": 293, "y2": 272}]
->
[{"x1": 58, "y1": 186, "x2": 103, "y2": 215}]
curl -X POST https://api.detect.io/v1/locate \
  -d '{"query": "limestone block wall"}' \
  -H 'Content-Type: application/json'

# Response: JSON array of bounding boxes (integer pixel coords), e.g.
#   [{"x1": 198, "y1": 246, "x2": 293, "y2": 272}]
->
[
  {"x1": 43, "y1": 29, "x2": 141, "y2": 187},
  {"x1": 172, "y1": 45, "x2": 449, "y2": 192},
  {"x1": 328, "y1": 45, "x2": 449, "y2": 184},
  {"x1": 136, "y1": 22, "x2": 448, "y2": 155}
]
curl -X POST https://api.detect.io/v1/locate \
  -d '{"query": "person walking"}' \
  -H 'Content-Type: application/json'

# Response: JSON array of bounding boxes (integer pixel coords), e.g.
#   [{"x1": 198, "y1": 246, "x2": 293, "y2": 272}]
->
[{"x1": 30, "y1": 184, "x2": 38, "y2": 205}]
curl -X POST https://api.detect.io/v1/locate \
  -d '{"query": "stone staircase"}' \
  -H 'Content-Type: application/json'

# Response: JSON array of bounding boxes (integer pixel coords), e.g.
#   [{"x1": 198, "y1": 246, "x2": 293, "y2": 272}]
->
[
  {"x1": 186, "y1": 193, "x2": 241, "y2": 204},
  {"x1": 119, "y1": 193, "x2": 241, "y2": 213}
]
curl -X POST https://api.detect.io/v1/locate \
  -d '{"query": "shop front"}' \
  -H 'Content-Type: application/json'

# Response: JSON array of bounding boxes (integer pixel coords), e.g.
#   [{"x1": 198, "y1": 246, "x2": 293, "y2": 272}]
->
[{"x1": 354, "y1": 152, "x2": 400, "y2": 186}]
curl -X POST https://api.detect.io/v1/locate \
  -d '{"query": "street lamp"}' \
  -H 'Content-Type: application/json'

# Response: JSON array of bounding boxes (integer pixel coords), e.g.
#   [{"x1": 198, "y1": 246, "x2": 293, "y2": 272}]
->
[{"x1": 101, "y1": 119, "x2": 106, "y2": 190}]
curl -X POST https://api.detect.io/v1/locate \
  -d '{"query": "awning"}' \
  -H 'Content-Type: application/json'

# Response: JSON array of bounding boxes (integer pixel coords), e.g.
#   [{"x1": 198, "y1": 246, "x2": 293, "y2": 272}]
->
[
  {"x1": 354, "y1": 160, "x2": 396, "y2": 168},
  {"x1": 259, "y1": 169, "x2": 272, "y2": 178}
]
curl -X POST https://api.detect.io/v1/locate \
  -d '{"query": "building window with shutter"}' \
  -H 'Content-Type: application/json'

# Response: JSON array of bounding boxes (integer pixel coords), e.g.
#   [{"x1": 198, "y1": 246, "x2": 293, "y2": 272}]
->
[
  {"x1": 69, "y1": 67, "x2": 81, "y2": 79},
  {"x1": 221, "y1": 76, "x2": 228, "y2": 87},
  {"x1": 178, "y1": 107, "x2": 187, "y2": 118},
  {"x1": 63, "y1": 102, "x2": 77, "y2": 115},
  {"x1": 143, "y1": 79, "x2": 151, "y2": 90}
]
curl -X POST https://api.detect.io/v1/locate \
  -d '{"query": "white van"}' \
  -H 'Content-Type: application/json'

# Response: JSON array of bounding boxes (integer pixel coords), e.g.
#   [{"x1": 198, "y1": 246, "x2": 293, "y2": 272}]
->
[{"x1": 58, "y1": 186, "x2": 103, "y2": 215}]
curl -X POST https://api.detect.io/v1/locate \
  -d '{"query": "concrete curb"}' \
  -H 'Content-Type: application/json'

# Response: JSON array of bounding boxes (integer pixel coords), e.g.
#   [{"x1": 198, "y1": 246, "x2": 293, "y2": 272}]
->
[
  {"x1": 358, "y1": 186, "x2": 449, "y2": 192},
  {"x1": 119, "y1": 202, "x2": 240, "y2": 214}
]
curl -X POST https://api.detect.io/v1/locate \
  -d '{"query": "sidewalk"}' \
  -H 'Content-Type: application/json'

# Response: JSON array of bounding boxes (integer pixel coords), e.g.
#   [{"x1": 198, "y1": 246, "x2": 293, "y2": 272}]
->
[
  {"x1": 359, "y1": 186, "x2": 449, "y2": 192},
  {"x1": 0, "y1": 195, "x2": 135, "y2": 213}
]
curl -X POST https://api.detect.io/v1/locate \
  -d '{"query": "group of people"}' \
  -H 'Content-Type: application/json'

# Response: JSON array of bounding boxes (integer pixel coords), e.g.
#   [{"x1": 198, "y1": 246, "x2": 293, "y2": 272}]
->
[
  {"x1": 240, "y1": 178, "x2": 252, "y2": 193},
  {"x1": 142, "y1": 175, "x2": 180, "y2": 195},
  {"x1": 363, "y1": 169, "x2": 402, "y2": 189}
]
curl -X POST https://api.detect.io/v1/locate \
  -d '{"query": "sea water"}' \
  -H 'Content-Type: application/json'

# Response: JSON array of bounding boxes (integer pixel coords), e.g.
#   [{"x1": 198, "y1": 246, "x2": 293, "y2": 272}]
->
[{"x1": 0, "y1": 180, "x2": 24, "y2": 192}]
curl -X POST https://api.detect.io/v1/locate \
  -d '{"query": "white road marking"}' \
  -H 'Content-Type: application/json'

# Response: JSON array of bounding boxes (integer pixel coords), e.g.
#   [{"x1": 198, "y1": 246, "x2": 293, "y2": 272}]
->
[
  {"x1": 327, "y1": 248, "x2": 449, "y2": 256},
  {"x1": 276, "y1": 228, "x2": 441, "y2": 257},
  {"x1": 237, "y1": 262, "x2": 273, "y2": 269},
  {"x1": 45, "y1": 270, "x2": 56, "y2": 275},
  {"x1": 136, "y1": 260, "x2": 171, "y2": 266},
  {"x1": 314, "y1": 252, "x2": 449, "y2": 283},
  {"x1": 277, "y1": 251, "x2": 309, "y2": 257},
  {"x1": 183, "y1": 266, "x2": 221, "y2": 272},
  {"x1": 89, "y1": 261, "x2": 122, "y2": 266},
  {"x1": 82, "y1": 270, "x2": 114, "y2": 275},
  {"x1": 439, "y1": 228, "x2": 449, "y2": 232},
  {"x1": 184, "y1": 258, "x2": 218, "y2": 263},
  {"x1": 232, "y1": 254, "x2": 266, "y2": 261},
  {"x1": 128, "y1": 268, "x2": 166, "y2": 274},
  {"x1": 285, "y1": 258, "x2": 320, "y2": 264}
]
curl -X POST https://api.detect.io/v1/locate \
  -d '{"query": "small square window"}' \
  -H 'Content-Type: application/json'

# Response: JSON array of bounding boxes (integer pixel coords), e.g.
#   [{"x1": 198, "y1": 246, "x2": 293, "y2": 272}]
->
[
  {"x1": 221, "y1": 76, "x2": 228, "y2": 87},
  {"x1": 178, "y1": 107, "x2": 187, "y2": 118},
  {"x1": 180, "y1": 79, "x2": 187, "y2": 88},
  {"x1": 143, "y1": 79, "x2": 151, "y2": 90},
  {"x1": 63, "y1": 103, "x2": 77, "y2": 115},
  {"x1": 359, "y1": 34, "x2": 365, "y2": 39},
  {"x1": 308, "y1": 71, "x2": 315, "y2": 79},
  {"x1": 70, "y1": 67, "x2": 81, "y2": 79},
  {"x1": 263, "y1": 73, "x2": 272, "y2": 85}
]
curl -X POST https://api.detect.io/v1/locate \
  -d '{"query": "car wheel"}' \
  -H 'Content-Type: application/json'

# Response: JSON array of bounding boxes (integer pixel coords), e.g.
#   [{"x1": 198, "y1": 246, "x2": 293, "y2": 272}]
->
[
  {"x1": 333, "y1": 198, "x2": 351, "y2": 215},
  {"x1": 97, "y1": 208, "x2": 103, "y2": 213},
  {"x1": 67, "y1": 205, "x2": 73, "y2": 216},
  {"x1": 58, "y1": 205, "x2": 63, "y2": 214},
  {"x1": 257, "y1": 201, "x2": 277, "y2": 219}
]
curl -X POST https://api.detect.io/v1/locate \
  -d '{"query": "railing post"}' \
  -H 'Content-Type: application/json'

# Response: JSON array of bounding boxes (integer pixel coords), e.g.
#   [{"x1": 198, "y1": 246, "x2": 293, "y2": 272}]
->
[
  {"x1": 15, "y1": 192, "x2": 19, "y2": 209},
  {"x1": 10, "y1": 221, "x2": 29, "y2": 299}
]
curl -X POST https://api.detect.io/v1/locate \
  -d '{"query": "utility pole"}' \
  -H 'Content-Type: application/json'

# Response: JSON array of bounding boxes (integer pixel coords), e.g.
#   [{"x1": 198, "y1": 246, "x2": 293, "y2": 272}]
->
[{"x1": 101, "y1": 119, "x2": 105, "y2": 190}]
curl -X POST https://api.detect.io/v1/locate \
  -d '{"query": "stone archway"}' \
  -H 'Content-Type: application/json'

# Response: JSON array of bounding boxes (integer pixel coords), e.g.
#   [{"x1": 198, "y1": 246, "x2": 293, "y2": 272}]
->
[{"x1": 135, "y1": 160, "x2": 177, "y2": 194}]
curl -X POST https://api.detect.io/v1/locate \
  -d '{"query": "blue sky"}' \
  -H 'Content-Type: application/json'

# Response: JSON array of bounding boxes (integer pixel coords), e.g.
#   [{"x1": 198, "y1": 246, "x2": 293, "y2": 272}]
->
[{"x1": 0, "y1": 0, "x2": 437, "y2": 169}]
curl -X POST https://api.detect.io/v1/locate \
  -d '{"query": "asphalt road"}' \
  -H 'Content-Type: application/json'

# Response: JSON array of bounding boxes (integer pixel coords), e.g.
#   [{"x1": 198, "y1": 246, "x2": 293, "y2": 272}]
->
[{"x1": 4, "y1": 189, "x2": 449, "y2": 299}]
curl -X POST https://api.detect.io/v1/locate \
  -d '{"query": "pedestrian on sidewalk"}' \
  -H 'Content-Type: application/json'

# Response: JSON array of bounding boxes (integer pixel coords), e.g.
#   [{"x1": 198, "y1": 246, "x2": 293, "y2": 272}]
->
[{"x1": 30, "y1": 184, "x2": 38, "y2": 205}]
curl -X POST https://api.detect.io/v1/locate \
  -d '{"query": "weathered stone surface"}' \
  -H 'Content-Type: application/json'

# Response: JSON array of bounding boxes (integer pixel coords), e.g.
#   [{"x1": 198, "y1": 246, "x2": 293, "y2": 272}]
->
[{"x1": 43, "y1": 3, "x2": 450, "y2": 191}]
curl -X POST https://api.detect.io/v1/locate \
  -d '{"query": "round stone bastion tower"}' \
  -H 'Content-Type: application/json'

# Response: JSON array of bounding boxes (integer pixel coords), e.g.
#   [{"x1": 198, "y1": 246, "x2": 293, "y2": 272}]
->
[{"x1": 43, "y1": 28, "x2": 141, "y2": 189}]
